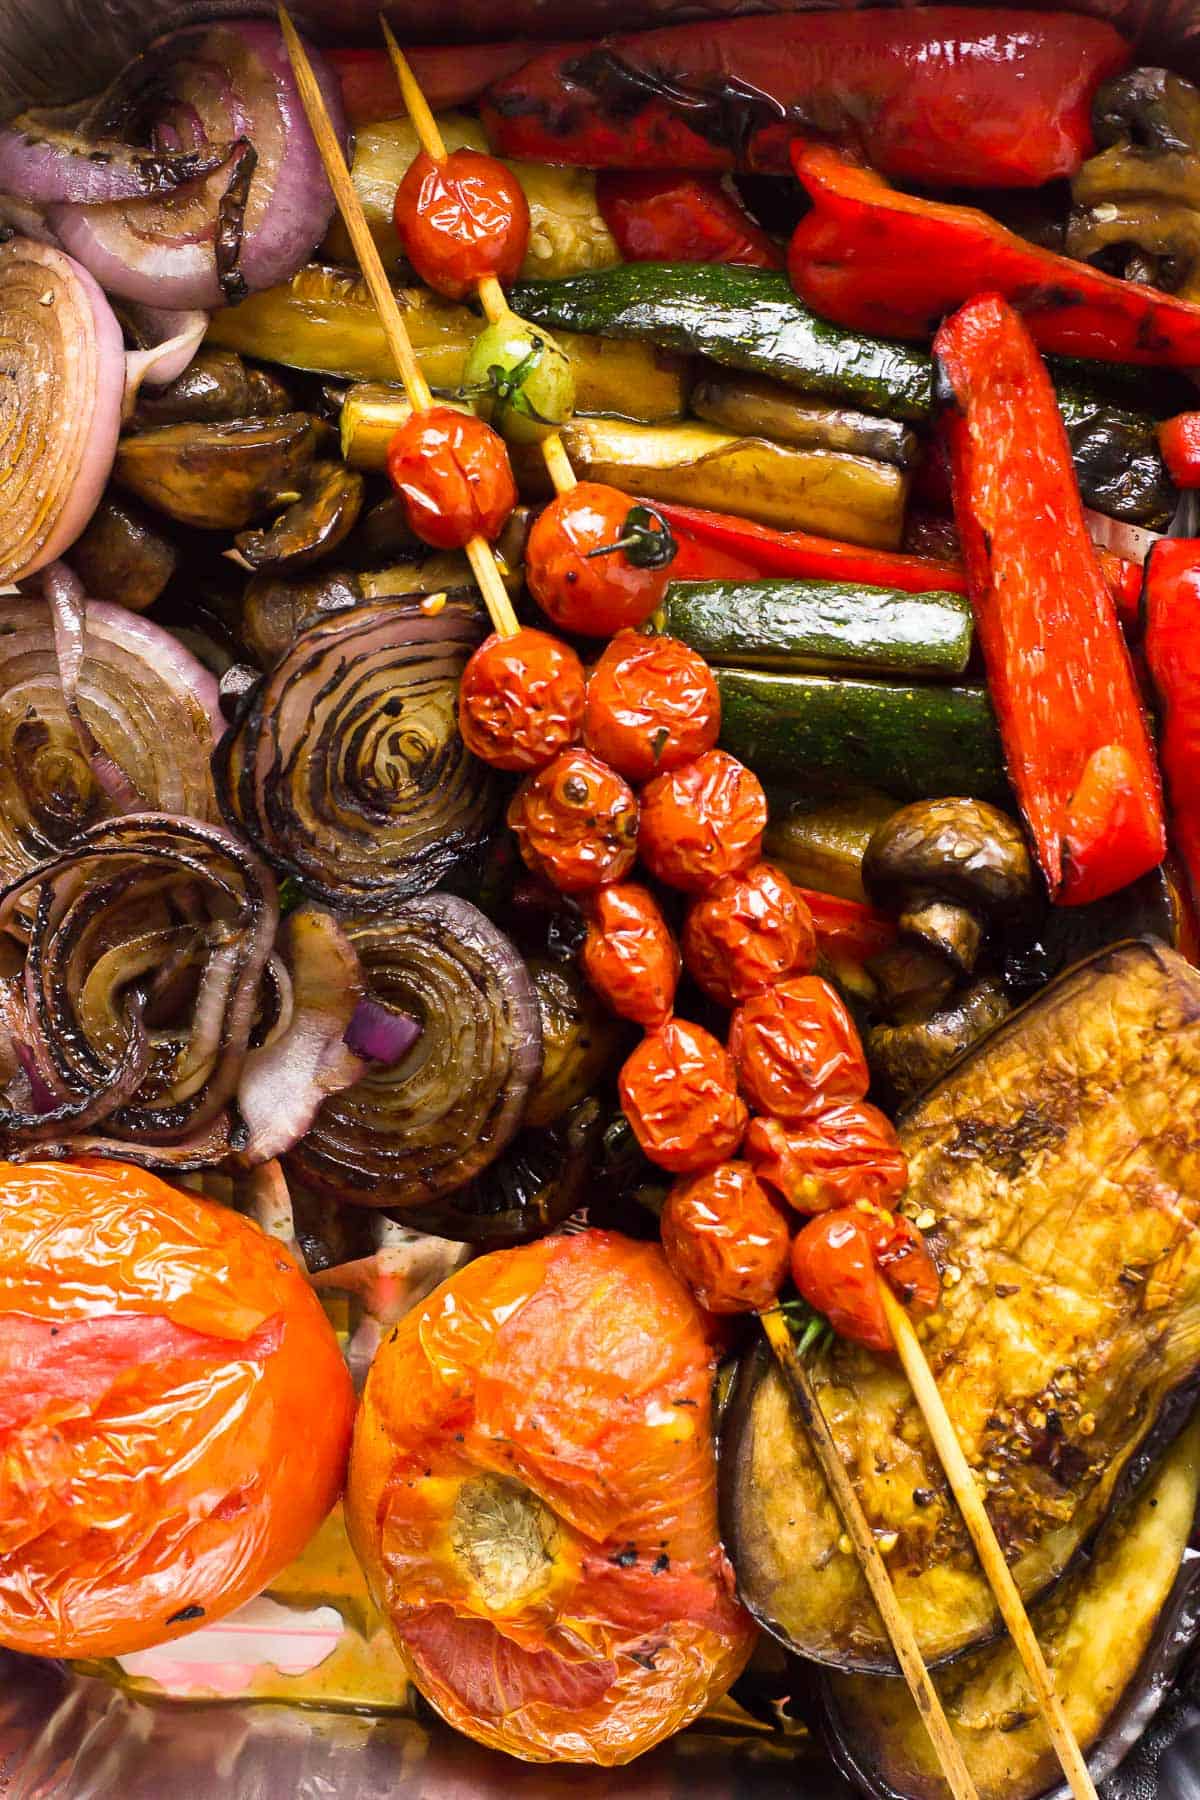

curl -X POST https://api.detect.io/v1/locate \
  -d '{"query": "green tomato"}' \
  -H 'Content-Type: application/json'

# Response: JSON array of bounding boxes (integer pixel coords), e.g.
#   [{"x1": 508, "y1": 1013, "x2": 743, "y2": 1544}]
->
[{"x1": 461, "y1": 314, "x2": 576, "y2": 446}]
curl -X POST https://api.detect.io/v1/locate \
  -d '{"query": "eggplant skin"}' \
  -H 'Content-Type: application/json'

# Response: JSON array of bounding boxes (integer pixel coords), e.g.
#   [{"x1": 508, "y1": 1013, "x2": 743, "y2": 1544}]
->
[
  {"x1": 721, "y1": 940, "x2": 1200, "y2": 1671},
  {"x1": 822, "y1": 1422, "x2": 1200, "y2": 1800}
]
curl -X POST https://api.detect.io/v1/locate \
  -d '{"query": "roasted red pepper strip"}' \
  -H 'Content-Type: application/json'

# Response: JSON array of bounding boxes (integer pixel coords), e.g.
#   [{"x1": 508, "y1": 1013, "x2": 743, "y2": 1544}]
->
[
  {"x1": 652, "y1": 502, "x2": 967, "y2": 596},
  {"x1": 328, "y1": 44, "x2": 553, "y2": 125},
  {"x1": 792, "y1": 888, "x2": 897, "y2": 966},
  {"x1": 483, "y1": 11, "x2": 1127, "y2": 186},
  {"x1": 935, "y1": 294, "x2": 1164, "y2": 906},
  {"x1": 596, "y1": 172, "x2": 781, "y2": 269},
  {"x1": 1157, "y1": 414, "x2": 1200, "y2": 488},
  {"x1": 1095, "y1": 549, "x2": 1144, "y2": 632},
  {"x1": 789, "y1": 143, "x2": 1200, "y2": 367},
  {"x1": 1144, "y1": 540, "x2": 1200, "y2": 919}
]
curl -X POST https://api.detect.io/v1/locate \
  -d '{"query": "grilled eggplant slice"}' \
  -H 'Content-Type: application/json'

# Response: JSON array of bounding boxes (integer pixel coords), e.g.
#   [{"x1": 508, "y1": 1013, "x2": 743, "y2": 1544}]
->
[
  {"x1": 722, "y1": 940, "x2": 1200, "y2": 1671},
  {"x1": 824, "y1": 1421, "x2": 1200, "y2": 1800}
]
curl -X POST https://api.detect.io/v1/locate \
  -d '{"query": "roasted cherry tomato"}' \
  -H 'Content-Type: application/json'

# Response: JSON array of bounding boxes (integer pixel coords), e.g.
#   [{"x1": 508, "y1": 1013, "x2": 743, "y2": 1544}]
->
[
  {"x1": 619, "y1": 1017, "x2": 748, "y2": 1174},
  {"x1": 745, "y1": 1102, "x2": 907, "y2": 1214},
  {"x1": 527, "y1": 484, "x2": 679, "y2": 635},
  {"x1": 581, "y1": 881, "x2": 680, "y2": 1028},
  {"x1": 791, "y1": 1203, "x2": 939, "y2": 1353},
  {"x1": 728, "y1": 975, "x2": 869, "y2": 1121},
  {"x1": 661, "y1": 1161, "x2": 791, "y2": 1314},
  {"x1": 508, "y1": 747, "x2": 638, "y2": 893},
  {"x1": 639, "y1": 750, "x2": 766, "y2": 893},
  {"x1": 458, "y1": 628, "x2": 585, "y2": 772},
  {"x1": 870, "y1": 1207, "x2": 941, "y2": 1316},
  {"x1": 583, "y1": 630, "x2": 721, "y2": 783},
  {"x1": 0, "y1": 1158, "x2": 354, "y2": 1659},
  {"x1": 394, "y1": 147, "x2": 530, "y2": 301},
  {"x1": 683, "y1": 861, "x2": 817, "y2": 1007},
  {"x1": 387, "y1": 405, "x2": 516, "y2": 549}
]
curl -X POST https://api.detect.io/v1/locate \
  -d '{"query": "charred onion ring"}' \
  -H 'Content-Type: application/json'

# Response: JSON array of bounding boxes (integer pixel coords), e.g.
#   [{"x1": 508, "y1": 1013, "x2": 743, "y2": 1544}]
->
[
  {"x1": 217, "y1": 595, "x2": 500, "y2": 910},
  {"x1": 286, "y1": 895, "x2": 542, "y2": 1221}
]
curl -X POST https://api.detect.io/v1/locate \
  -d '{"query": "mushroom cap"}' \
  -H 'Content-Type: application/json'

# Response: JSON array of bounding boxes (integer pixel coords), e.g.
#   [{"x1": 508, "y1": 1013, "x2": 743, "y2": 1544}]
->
[{"x1": 862, "y1": 798, "x2": 1036, "y2": 918}]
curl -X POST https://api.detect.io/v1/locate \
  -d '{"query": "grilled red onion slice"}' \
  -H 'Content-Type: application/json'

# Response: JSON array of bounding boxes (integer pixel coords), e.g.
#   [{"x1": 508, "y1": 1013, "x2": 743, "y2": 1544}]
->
[
  {"x1": 216, "y1": 594, "x2": 500, "y2": 910},
  {"x1": 286, "y1": 896, "x2": 543, "y2": 1223},
  {"x1": 0, "y1": 589, "x2": 220, "y2": 896},
  {"x1": 121, "y1": 305, "x2": 209, "y2": 404},
  {"x1": 0, "y1": 107, "x2": 235, "y2": 206},
  {"x1": 345, "y1": 998, "x2": 421, "y2": 1064},
  {"x1": 48, "y1": 22, "x2": 346, "y2": 309},
  {"x1": 0, "y1": 237, "x2": 125, "y2": 581}
]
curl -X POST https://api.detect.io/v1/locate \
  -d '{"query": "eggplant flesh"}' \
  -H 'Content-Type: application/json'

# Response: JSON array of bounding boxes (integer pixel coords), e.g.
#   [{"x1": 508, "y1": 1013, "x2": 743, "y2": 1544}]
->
[
  {"x1": 721, "y1": 941, "x2": 1200, "y2": 1671},
  {"x1": 824, "y1": 1421, "x2": 1200, "y2": 1800}
]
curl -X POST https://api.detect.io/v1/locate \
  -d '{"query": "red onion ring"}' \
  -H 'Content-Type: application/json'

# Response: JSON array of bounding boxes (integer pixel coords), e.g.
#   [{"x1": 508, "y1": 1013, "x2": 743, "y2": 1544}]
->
[{"x1": 0, "y1": 110, "x2": 236, "y2": 207}]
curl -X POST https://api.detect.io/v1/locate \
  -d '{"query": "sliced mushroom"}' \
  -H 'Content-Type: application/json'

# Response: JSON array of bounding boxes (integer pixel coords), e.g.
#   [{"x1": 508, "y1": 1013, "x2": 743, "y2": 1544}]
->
[
  {"x1": 525, "y1": 958, "x2": 625, "y2": 1129},
  {"x1": 234, "y1": 460, "x2": 365, "y2": 571},
  {"x1": 867, "y1": 942, "x2": 958, "y2": 1019},
  {"x1": 868, "y1": 978, "x2": 1012, "y2": 1108},
  {"x1": 115, "y1": 412, "x2": 320, "y2": 530},
  {"x1": 1069, "y1": 68, "x2": 1200, "y2": 299},
  {"x1": 862, "y1": 798, "x2": 1035, "y2": 976},
  {"x1": 69, "y1": 491, "x2": 177, "y2": 613},
  {"x1": 131, "y1": 347, "x2": 294, "y2": 429}
]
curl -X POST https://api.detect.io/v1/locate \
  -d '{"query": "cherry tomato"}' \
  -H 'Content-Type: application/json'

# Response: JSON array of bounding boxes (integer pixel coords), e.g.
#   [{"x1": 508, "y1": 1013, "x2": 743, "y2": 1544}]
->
[
  {"x1": 527, "y1": 484, "x2": 679, "y2": 635},
  {"x1": 0, "y1": 1158, "x2": 354, "y2": 1658},
  {"x1": 583, "y1": 630, "x2": 721, "y2": 783},
  {"x1": 639, "y1": 750, "x2": 766, "y2": 893},
  {"x1": 508, "y1": 747, "x2": 638, "y2": 894},
  {"x1": 394, "y1": 148, "x2": 530, "y2": 301},
  {"x1": 745, "y1": 1103, "x2": 908, "y2": 1214},
  {"x1": 387, "y1": 405, "x2": 516, "y2": 549},
  {"x1": 870, "y1": 1207, "x2": 941, "y2": 1317},
  {"x1": 458, "y1": 628, "x2": 585, "y2": 772},
  {"x1": 791, "y1": 1207, "x2": 891, "y2": 1353},
  {"x1": 683, "y1": 862, "x2": 817, "y2": 1007},
  {"x1": 728, "y1": 975, "x2": 869, "y2": 1122},
  {"x1": 581, "y1": 882, "x2": 680, "y2": 1028},
  {"x1": 619, "y1": 1017, "x2": 747, "y2": 1174},
  {"x1": 661, "y1": 1161, "x2": 790, "y2": 1314}
]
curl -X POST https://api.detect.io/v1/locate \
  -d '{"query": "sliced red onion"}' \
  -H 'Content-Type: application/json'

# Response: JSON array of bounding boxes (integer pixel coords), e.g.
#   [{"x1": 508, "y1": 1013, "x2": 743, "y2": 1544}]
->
[
  {"x1": 38, "y1": 561, "x2": 139, "y2": 809},
  {"x1": 0, "y1": 237, "x2": 125, "y2": 582},
  {"x1": 0, "y1": 111, "x2": 235, "y2": 206},
  {"x1": 344, "y1": 998, "x2": 421, "y2": 1066},
  {"x1": 49, "y1": 22, "x2": 346, "y2": 310},
  {"x1": 122, "y1": 306, "x2": 209, "y2": 408}
]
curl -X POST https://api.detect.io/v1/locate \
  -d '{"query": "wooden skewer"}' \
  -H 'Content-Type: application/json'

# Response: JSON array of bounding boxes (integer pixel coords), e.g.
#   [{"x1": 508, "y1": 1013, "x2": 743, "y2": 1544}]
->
[
  {"x1": 759, "y1": 1309, "x2": 979, "y2": 1800},
  {"x1": 380, "y1": 16, "x2": 577, "y2": 498},
  {"x1": 278, "y1": 7, "x2": 520, "y2": 639},
  {"x1": 878, "y1": 1284, "x2": 1098, "y2": 1800}
]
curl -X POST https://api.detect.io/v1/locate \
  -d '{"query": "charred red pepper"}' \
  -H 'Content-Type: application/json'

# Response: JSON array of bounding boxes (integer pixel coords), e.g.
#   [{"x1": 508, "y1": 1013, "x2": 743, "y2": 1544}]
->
[
  {"x1": 792, "y1": 888, "x2": 897, "y2": 966},
  {"x1": 329, "y1": 43, "x2": 551, "y2": 125},
  {"x1": 483, "y1": 11, "x2": 1127, "y2": 187},
  {"x1": 789, "y1": 143, "x2": 1200, "y2": 367},
  {"x1": 935, "y1": 294, "x2": 1164, "y2": 906},
  {"x1": 1095, "y1": 549, "x2": 1144, "y2": 632},
  {"x1": 596, "y1": 172, "x2": 781, "y2": 269},
  {"x1": 1157, "y1": 414, "x2": 1200, "y2": 488},
  {"x1": 1144, "y1": 540, "x2": 1200, "y2": 918}
]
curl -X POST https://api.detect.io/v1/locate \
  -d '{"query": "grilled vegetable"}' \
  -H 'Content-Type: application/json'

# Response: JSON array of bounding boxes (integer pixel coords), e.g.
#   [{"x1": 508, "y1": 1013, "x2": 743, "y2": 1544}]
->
[
  {"x1": 418, "y1": 1096, "x2": 605, "y2": 1245},
  {"x1": 721, "y1": 940, "x2": 1200, "y2": 1670},
  {"x1": 514, "y1": 418, "x2": 908, "y2": 548},
  {"x1": 525, "y1": 958, "x2": 624, "y2": 1129},
  {"x1": 761, "y1": 791, "x2": 897, "y2": 903},
  {"x1": 234, "y1": 461, "x2": 364, "y2": 570},
  {"x1": 69, "y1": 492, "x2": 177, "y2": 612},
  {"x1": 130, "y1": 347, "x2": 292, "y2": 428},
  {"x1": 690, "y1": 371, "x2": 918, "y2": 467},
  {"x1": 661, "y1": 579, "x2": 972, "y2": 678},
  {"x1": 715, "y1": 671, "x2": 1007, "y2": 803},
  {"x1": 867, "y1": 977, "x2": 1013, "y2": 1107},
  {"x1": 825, "y1": 1421, "x2": 1200, "y2": 1800},
  {"x1": 323, "y1": 113, "x2": 618, "y2": 279},
  {"x1": 114, "y1": 413, "x2": 320, "y2": 531},
  {"x1": 207, "y1": 265, "x2": 686, "y2": 419}
]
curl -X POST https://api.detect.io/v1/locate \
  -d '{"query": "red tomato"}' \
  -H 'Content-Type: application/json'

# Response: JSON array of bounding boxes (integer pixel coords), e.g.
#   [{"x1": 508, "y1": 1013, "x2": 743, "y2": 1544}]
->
[
  {"x1": 527, "y1": 484, "x2": 679, "y2": 635},
  {"x1": 458, "y1": 628, "x2": 585, "y2": 771},
  {"x1": 683, "y1": 861, "x2": 817, "y2": 1006},
  {"x1": 791, "y1": 1203, "x2": 940, "y2": 1353},
  {"x1": 580, "y1": 882, "x2": 680, "y2": 1028},
  {"x1": 619, "y1": 1017, "x2": 747, "y2": 1174},
  {"x1": 639, "y1": 750, "x2": 767, "y2": 893},
  {"x1": 728, "y1": 975, "x2": 869, "y2": 1121},
  {"x1": 507, "y1": 747, "x2": 638, "y2": 893},
  {"x1": 745, "y1": 1102, "x2": 908, "y2": 1213},
  {"x1": 387, "y1": 405, "x2": 516, "y2": 549},
  {"x1": 661, "y1": 1161, "x2": 790, "y2": 1313},
  {"x1": 583, "y1": 629, "x2": 721, "y2": 783},
  {"x1": 394, "y1": 148, "x2": 530, "y2": 300},
  {"x1": 0, "y1": 1159, "x2": 353, "y2": 1658}
]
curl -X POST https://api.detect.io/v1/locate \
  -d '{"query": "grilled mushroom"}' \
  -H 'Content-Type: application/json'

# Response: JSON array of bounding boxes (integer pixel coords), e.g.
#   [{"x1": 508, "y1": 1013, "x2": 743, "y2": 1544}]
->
[{"x1": 868, "y1": 978, "x2": 1012, "y2": 1107}]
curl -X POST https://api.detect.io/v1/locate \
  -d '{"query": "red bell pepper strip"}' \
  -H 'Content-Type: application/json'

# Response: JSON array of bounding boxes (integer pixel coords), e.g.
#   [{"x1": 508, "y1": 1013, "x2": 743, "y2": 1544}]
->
[
  {"x1": 793, "y1": 889, "x2": 897, "y2": 965},
  {"x1": 789, "y1": 143, "x2": 1200, "y2": 367},
  {"x1": 651, "y1": 502, "x2": 967, "y2": 597},
  {"x1": 1095, "y1": 548, "x2": 1144, "y2": 632},
  {"x1": 935, "y1": 294, "x2": 1164, "y2": 907},
  {"x1": 1157, "y1": 414, "x2": 1200, "y2": 488},
  {"x1": 482, "y1": 11, "x2": 1127, "y2": 187},
  {"x1": 1144, "y1": 540, "x2": 1200, "y2": 919},
  {"x1": 596, "y1": 172, "x2": 781, "y2": 270},
  {"x1": 328, "y1": 44, "x2": 554, "y2": 126}
]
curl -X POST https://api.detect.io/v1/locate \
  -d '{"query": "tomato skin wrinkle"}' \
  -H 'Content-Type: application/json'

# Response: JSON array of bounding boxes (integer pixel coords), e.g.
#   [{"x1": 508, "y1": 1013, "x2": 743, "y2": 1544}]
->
[
  {"x1": 459, "y1": 628, "x2": 585, "y2": 772},
  {"x1": 394, "y1": 148, "x2": 530, "y2": 301},
  {"x1": 583, "y1": 630, "x2": 720, "y2": 785},
  {"x1": 661, "y1": 1162, "x2": 790, "y2": 1313},
  {"x1": 683, "y1": 861, "x2": 816, "y2": 1008},
  {"x1": 620, "y1": 1019, "x2": 747, "y2": 1175},
  {"x1": 581, "y1": 882, "x2": 679, "y2": 1029},
  {"x1": 508, "y1": 748, "x2": 638, "y2": 893},
  {"x1": 639, "y1": 750, "x2": 766, "y2": 894},
  {"x1": 387, "y1": 406, "x2": 517, "y2": 549}
]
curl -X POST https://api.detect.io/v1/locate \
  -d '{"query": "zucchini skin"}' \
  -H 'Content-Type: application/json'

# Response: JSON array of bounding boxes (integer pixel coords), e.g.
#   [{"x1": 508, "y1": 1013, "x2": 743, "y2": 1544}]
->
[
  {"x1": 714, "y1": 668, "x2": 1007, "y2": 803},
  {"x1": 662, "y1": 578, "x2": 973, "y2": 677}
]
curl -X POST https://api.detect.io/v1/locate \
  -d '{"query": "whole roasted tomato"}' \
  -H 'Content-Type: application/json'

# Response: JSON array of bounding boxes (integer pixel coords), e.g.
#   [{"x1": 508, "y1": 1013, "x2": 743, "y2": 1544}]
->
[
  {"x1": 639, "y1": 750, "x2": 766, "y2": 893},
  {"x1": 387, "y1": 405, "x2": 516, "y2": 549},
  {"x1": 745, "y1": 1102, "x2": 908, "y2": 1214},
  {"x1": 683, "y1": 861, "x2": 817, "y2": 1007},
  {"x1": 527, "y1": 485, "x2": 680, "y2": 636},
  {"x1": 583, "y1": 630, "x2": 720, "y2": 783},
  {"x1": 791, "y1": 1203, "x2": 939, "y2": 1353},
  {"x1": 507, "y1": 748, "x2": 639, "y2": 893},
  {"x1": 728, "y1": 975, "x2": 869, "y2": 1121},
  {"x1": 580, "y1": 882, "x2": 680, "y2": 1028},
  {"x1": 394, "y1": 148, "x2": 530, "y2": 300},
  {"x1": 458, "y1": 628, "x2": 586, "y2": 772},
  {"x1": 346, "y1": 1231, "x2": 756, "y2": 1765},
  {"x1": 661, "y1": 1162, "x2": 790, "y2": 1314},
  {"x1": 619, "y1": 1017, "x2": 747, "y2": 1174},
  {"x1": 0, "y1": 1159, "x2": 353, "y2": 1658}
]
